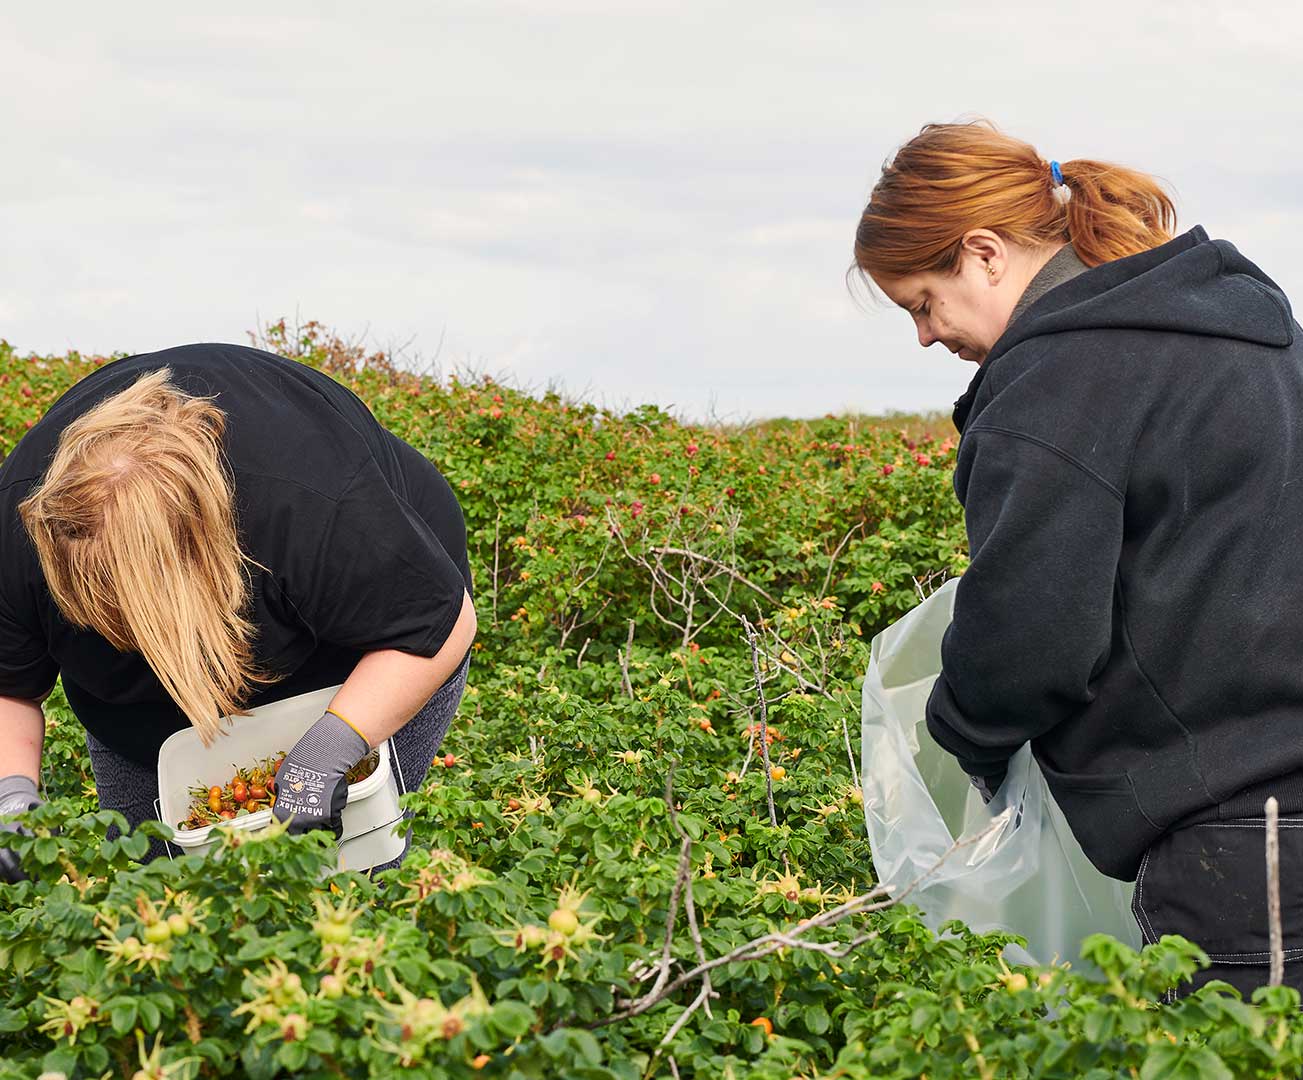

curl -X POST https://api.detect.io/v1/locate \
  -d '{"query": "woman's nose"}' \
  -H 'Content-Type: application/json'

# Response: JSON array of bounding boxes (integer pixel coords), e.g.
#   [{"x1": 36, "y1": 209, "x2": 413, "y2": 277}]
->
[{"x1": 917, "y1": 323, "x2": 938, "y2": 348}]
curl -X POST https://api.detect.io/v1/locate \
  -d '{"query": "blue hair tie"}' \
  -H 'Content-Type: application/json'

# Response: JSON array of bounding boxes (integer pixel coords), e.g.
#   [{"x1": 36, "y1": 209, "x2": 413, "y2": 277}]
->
[{"x1": 1050, "y1": 160, "x2": 1064, "y2": 185}]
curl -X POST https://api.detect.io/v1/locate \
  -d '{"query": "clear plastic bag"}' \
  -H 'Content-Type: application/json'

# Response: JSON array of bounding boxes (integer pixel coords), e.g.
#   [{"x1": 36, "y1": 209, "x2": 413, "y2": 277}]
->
[{"x1": 860, "y1": 576, "x2": 1141, "y2": 972}]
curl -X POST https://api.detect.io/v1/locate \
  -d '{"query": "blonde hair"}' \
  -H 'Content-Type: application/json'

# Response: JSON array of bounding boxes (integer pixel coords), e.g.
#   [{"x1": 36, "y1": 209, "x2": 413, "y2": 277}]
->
[
  {"x1": 17, "y1": 366, "x2": 283, "y2": 745},
  {"x1": 852, "y1": 117, "x2": 1179, "y2": 293}
]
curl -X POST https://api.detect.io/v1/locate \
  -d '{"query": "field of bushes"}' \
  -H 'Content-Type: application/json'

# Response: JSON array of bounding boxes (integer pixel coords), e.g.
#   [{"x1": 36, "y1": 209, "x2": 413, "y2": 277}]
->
[{"x1": 2, "y1": 321, "x2": 1303, "y2": 1079}]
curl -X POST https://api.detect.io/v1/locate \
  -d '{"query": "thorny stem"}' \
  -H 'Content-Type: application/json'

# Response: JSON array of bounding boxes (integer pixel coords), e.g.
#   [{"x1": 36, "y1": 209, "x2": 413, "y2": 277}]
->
[
  {"x1": 171, "y1": 977, "x2": 203, "y2": 1044},
  {"x1": 57, "y1": 854, "x2": 88, "y2": 894}
]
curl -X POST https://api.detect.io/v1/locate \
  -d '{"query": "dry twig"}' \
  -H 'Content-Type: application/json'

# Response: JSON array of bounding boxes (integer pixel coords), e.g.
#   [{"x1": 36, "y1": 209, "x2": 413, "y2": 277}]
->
[
  {"x1": 618, "y1": 619, "x2": 635, "y2": 699},
  {"x1": 819, "y1": 522, "x2": 864, "y2": 604},
  {"x1": 648, "y1": 546, "x2": 781, "y2": 608},
  {"x1": 741, "y1": 615, "x2": 787, "y2": 876},
  {"x1": 491, "y1": 510, "x2": 502, "y2": 628},
  {"x1": 1267, "y1": 796, "x2": 1283, "y2": 987},
  {"x1": 595, "y1": 815, "x2": 1006, "y2": 1029},
  {"x1": 912, "y1": 568, "x2": 951, "y2": 604},
  {"x1": 742, "y1": 620, "x2": 779, "y2": 828},
  {"x1": 643, "y1": 763, "x2": 718, "y2": 1066},
  {"x1": 842, "y1": 716, "x2": 861, "y2": 791}
]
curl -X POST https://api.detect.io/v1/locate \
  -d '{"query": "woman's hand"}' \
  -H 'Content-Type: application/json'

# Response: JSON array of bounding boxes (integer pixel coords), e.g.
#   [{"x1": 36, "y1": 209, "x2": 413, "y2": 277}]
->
[
  {"x1": 0, "y1": 774, "x2": 42, "y2": 883},
  {"x1": 270, "y1": 712, "x2": 369, "y2": 839},
  {"x1": 969, "y1": 770, "x2": 1006, "y2": 806}
]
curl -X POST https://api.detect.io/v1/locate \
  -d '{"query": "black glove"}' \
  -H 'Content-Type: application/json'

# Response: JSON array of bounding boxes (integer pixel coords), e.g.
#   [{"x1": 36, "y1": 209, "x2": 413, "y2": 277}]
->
[
  {"x1": 271, "y1": 710, "x2": 369, "y2": 839},
  {"x1": 0, "y1": 775, "x2": 42, "y2": 884},
  {"x1": 969, "y1": 770, "x2": 1007, "y2": 806}
]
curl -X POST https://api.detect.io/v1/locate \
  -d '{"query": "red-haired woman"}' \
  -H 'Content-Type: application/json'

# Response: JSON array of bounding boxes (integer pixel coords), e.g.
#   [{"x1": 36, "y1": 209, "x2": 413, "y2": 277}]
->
[
  {"x1": 0, "y1": 344, "x2": 475, "y2": 878},
  {"x1": 854, "y1": 118, "x2": 1303, "y2": 1003}
]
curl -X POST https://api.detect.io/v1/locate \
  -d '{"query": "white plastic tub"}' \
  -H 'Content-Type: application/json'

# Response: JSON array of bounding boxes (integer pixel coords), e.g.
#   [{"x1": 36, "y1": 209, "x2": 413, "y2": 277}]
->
[{"x1": 156, "y1": 682, "x2": 407, "y2": 872}]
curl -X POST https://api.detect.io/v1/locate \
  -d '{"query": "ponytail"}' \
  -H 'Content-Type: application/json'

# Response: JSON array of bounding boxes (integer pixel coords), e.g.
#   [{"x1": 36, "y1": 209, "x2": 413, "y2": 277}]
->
[{"x1": 851, "y1": 117, "x2": 1178, "y2": 290}]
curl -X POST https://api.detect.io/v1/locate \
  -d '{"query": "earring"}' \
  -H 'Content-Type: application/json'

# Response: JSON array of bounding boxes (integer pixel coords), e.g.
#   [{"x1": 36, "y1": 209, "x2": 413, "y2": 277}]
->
[{"x1": 986, "y1": 265, "x2": 995, "y2": 277}]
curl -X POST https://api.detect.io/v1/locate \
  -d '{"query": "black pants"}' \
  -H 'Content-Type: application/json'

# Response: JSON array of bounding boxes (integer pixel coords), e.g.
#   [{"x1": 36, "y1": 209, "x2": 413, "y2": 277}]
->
[{"x1": 1132, "y1": 816, "x2": 1303, "y2": 1003}]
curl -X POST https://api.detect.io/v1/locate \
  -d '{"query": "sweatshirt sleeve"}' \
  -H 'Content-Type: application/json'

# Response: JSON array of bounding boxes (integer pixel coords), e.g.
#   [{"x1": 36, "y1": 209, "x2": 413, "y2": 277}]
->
[
  {"x1": 0, "y1": 599, "x2": 57, "y2": 701},
  {"x1": 286, "y1": 456, "x2": 469, "y2": 658},
  {"x1": 0, "y1": 507, "x2": 58, "y2": 701},
  {"x1": 925, "y1": 428, "x2": 1123, "y2": 778}
]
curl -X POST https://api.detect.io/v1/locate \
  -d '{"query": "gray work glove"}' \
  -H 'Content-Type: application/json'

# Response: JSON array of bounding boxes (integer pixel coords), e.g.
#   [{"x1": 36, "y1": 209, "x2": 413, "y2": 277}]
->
[
  {"x1": 0, "y1": 775, "x2": 42, "y2": 884},
  {"x1": 271, "y1": 711, "x2": 369, "y2": 839}
]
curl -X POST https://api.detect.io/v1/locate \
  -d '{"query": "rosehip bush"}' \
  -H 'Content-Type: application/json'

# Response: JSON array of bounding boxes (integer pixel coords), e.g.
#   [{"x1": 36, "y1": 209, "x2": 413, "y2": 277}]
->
[{"x1": 4, "y1": 325, "x2": 1303, "y2": 1077}]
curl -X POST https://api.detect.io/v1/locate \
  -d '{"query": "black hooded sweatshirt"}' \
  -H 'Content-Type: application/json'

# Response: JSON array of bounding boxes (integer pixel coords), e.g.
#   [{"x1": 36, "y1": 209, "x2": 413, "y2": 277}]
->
[{"x1": 924, "y1": 224, "x2": 1303, "y2": 882}]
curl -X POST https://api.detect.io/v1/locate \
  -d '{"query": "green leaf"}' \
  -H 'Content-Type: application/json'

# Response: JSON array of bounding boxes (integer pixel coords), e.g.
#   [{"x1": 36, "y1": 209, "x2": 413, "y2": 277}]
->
[
  {"x1": 1140, "y1": 1044, "x2": 1234, "y2": 1080},
  {"x1": 492, "y1": 1000, "x2": 536, "y2": 1039},
  {"x1": 278, "y1": 1040, "x2": 309, "y2": 1072},
  {"x1": 803, "y1": 1003, "x2": 831, "y2": 1035},
  {"x1": 110, "y1": 1000, "x2": 137, "y2": 1035},
  {"x1": 122, "y1": 831, "x2": 150, "y2": 859},
  {"x1": 569, "y1": 1028, "x2": 602, "y2": 1065},
  {"x1": 42, "y1": 1047, "x2": 78, "y2": 1075},
  {"x1": 1082, "y1": 1007, "x2": 1116, "y2": 1043}
]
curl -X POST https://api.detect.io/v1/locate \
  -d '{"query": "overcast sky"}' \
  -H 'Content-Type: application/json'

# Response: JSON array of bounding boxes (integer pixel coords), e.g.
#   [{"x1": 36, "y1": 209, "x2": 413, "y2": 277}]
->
[{"x1": 4, "y1": 3, "x2": 1300, "y2": 425}]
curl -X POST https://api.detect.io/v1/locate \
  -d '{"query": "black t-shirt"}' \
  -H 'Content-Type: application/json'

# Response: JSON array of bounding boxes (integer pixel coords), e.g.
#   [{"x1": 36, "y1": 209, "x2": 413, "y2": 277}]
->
[{"x1": 0, "y1": 343, "x2": 473, "y2": 766}]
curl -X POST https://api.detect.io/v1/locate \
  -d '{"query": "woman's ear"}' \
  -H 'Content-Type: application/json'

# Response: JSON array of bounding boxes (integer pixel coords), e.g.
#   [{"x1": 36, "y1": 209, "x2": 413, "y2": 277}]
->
[{"x1": 960, "y1": 230, "x2": 1007, "y2": 279}]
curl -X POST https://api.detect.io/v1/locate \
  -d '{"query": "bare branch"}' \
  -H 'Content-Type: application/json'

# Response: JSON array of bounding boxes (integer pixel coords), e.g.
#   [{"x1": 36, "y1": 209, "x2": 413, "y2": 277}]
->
[
  {"x1": 491, "y1": 510, "x2": 502, "y2": 628},
  {"x1": 623, "y1": 764, "x2": 698, "y2": 1019},
  {"x1": 645, "y1": 762, "x2": 719, "y2": 1059},
  {"x1": 737, "y1": 709, "x2": 757, "y2": 781},
  {"x1": 658, "y1": 981, "x2": 713, "y2": 1051},
  {"x1": 618, "y1": 619, "x2": 635, "y2": 699},
  {"x1": 842, "y1": 716, "x2": 861, "y2": 791},
  {"x1": 913, "y1": 568, "x2": 951, "y2": 604},
  {"x1": 688, "y1": 575, "x2": 834, "y2": 700},
  {"x1": 819, "y1": 522, "x2": 864, "y2": 603},
  {"x1": 649, "y1": 546, "x2": 781, "y2": 607},
  {"x1": 666, "y1": 762, "x2": 712, "y2": 1008},
  {"x1": 596, "y1": 815, "x2": 1006, "y2": 1028},
  {"x1": 1268, "y1": 796, "x2": 1283, "y2": 986},
  {"x1": 741, "y1": 616, "x2": 785, "y2": 876}
]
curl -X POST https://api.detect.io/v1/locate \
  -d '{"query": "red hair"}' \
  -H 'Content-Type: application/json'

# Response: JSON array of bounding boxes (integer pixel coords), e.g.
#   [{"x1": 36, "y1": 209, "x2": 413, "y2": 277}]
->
[{"x1": 852, "y1": 117, "x2": 1179, "y2": 300}]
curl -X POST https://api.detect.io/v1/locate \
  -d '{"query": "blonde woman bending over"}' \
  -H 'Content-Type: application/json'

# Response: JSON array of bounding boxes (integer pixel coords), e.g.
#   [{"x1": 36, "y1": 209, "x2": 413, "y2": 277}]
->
[{"x1": 0, "y1": 343, "x2": 476, "y2": 879}]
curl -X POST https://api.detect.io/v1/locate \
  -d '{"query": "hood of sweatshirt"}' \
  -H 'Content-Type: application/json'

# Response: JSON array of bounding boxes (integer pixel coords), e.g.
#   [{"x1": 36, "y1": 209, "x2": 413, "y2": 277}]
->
[{"x1": 951, "y1": 224, "x2": 1295, "y2": 433}]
